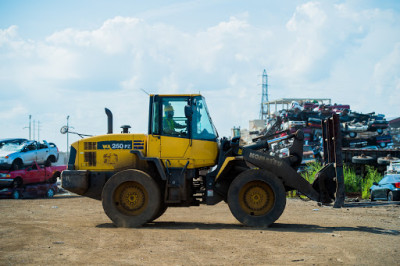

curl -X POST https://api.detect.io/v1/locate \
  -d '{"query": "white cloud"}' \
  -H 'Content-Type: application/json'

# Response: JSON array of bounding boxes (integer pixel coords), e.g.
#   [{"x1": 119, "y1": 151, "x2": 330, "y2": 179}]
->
[
  {"x1": 287, "y1": 2, "x2": 327, "y2": 31},
  {"x1": 0, "y1": 25, "x2": 19, "y2": 44},
  {"x1": 373, "y1": 43, "x2": 400, "y2": 105},
  {"x1": 0, "y1": 103, "x2": 27, "y2": 120}
]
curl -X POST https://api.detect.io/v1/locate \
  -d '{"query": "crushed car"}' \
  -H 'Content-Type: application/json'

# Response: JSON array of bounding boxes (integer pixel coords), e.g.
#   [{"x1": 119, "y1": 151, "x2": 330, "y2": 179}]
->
[
  {"x1": 0, "y1": 161, "x2": 66, "y2": 188},
  {"x1": 0, "y1": 138, "x2": 27, "y2": 148},
  {"x1": 0, "y1": 140, "x2": 59, "y2": 170}
]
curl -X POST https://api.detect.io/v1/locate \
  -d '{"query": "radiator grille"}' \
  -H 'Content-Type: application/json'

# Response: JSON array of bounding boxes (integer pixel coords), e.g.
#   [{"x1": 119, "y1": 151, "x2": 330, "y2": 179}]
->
[
  {"x1": 84, "y1": 152, "x2": 97, "y2": 166},
  {"x1": 84, "y1": 142, "x2": 97, "y2": 150}
]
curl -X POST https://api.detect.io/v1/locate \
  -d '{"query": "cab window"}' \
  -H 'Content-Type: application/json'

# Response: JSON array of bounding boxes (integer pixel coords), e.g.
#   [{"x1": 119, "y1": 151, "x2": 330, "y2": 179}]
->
[
  {"x1": 191, "y1": 97, "x2": 218, "y2": 141},
  {"x1": 161, "y1": 98, "x2": 189, "y2": 137}
]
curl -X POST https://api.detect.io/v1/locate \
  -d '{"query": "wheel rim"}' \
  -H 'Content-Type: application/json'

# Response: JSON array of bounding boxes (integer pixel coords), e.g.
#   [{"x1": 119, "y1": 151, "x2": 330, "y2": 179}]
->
[
  {"x1": 113, "y1": 181, "x2": 148, "y2": 216},
  {"x1": 13, "y1": 191, "x2": 19, "y2": 199},
  {"x1": 47, "y1": 189, "x2": 54, "y2": 198},
  {"x1": 238, "y1": 180, "x2": 275, "y2": 216}
]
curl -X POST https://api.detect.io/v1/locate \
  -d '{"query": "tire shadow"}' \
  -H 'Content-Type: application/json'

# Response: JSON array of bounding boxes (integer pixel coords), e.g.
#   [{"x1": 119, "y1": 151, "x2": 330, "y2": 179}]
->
[{"x1": 96, "y1": 222, "x2": 399, "y2": 235}]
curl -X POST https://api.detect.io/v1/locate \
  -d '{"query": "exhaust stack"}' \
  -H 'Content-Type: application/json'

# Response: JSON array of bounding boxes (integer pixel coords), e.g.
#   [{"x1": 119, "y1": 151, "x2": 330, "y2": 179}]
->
[{"x1": 105, "y1": 108, "x2": 113, "y2": 134}]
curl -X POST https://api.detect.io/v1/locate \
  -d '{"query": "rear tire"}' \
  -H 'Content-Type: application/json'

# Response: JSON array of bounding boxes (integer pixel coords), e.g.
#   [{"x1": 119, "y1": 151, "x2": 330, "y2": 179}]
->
[
  {"x1": 388, "y1": 191, "x2": 393, "y2": 202},
  {"x1": 47, "y1": 174, "x2": 58, "y2": 184},
  {"x1": 47, "y1": 188, "x2": 55, "y2": 198},
  {"x1": 370, "y1": 191, "x2": 375, "y2": 202},
  {"x1": 102, "y1": 170, "x2": 161, "y2": 228},
  {"x1": 227, "y1": 169, "x2": 286, "y2": 228},
  {"x1": 12, "y1": 177, "x2": 23, "y2": 188},
  {"x1": 12, "y1": 190, "x2": 21, "y2": 199}
]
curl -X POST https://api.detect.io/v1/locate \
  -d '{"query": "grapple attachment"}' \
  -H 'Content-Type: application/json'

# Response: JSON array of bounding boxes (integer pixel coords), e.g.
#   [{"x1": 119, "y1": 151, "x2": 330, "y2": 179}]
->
[{"x1": 312, "y1": 114, "x2": 345, "y2": 207}]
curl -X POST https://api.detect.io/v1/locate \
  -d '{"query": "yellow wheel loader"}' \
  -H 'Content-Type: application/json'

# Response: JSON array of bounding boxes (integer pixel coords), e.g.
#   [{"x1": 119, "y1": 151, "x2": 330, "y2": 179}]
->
[{"x1": 61, "y1": 94, "x2": 345, "y2": 228}]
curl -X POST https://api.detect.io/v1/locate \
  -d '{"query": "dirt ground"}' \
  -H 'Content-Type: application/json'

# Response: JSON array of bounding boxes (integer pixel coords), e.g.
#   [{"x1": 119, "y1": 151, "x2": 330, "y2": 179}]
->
[{"x1": 0, "y1": 193, "x2": 399, "y2": 266}]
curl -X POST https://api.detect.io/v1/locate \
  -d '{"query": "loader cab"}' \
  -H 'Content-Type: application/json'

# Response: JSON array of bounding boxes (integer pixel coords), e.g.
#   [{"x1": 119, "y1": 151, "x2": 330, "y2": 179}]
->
[
  {"x1": 149, "y1": 94, "x2": 218, "y2": 141},
  {"x1": 148, "y1": 94, "x2": 219, "y2": 169}
]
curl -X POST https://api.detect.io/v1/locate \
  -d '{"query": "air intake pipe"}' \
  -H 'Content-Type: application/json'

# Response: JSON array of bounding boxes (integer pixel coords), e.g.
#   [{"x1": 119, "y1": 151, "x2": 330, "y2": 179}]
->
[{"x1": 105, "y1": 108, "x2": 113, "y2": 134}]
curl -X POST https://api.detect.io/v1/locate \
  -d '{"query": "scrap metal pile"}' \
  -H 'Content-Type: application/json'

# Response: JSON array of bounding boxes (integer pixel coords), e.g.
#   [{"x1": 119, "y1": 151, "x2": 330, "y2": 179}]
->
[{"x1": 262, "y1": 101, "x2": 392, "y2": 149}]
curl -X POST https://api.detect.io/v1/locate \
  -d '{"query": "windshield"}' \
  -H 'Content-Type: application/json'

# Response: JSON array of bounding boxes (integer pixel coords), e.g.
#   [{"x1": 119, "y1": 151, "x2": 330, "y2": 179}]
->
[
  {"x1": 380, "y1": 175, "x2": 400, "y2": 184},
  {"x1": 0, "y1": 143, "x2": 25, "y2": 152},
  {"x1": 191, "y1": 96, "x2": 218, "y2": 141}
]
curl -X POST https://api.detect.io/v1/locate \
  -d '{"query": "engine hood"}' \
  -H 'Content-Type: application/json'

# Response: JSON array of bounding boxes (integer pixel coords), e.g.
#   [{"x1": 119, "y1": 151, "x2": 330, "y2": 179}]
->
[{"x1": 0, "y1": 151, "x2": 14, "y2": 158}]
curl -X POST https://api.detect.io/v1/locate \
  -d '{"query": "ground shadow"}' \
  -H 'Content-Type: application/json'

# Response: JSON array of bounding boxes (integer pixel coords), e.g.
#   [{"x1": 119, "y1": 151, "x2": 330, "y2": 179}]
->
[
  {"x1": 96, "y1": 221, "x2": 399, "y2": 236},
  {"x1": 0, "y1": 194, "x2": 82, "y2": 200},
  {"x1": 344, "y1": 201, "x2": 400, "y2": 208},
  {"x1": 269, "y1": 223, "x2": 399, "y2": 235}
]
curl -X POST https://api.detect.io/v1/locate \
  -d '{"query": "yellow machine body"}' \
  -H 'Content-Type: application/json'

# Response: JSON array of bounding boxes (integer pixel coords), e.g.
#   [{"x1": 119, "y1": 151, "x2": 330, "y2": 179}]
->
[{"x1": 71, "y1": 133, "x2": 218, "y2": 171}]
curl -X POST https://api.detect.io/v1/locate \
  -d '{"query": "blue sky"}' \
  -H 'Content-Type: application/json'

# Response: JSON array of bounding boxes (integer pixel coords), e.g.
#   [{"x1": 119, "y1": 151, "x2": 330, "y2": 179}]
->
[{"x1": 1, "y1": 0, "x2": 399, "y2": 151}]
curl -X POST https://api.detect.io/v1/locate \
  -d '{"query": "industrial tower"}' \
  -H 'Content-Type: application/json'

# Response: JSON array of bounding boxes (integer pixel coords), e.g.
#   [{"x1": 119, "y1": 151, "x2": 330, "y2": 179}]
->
[{"x1": 259, "y1": 69, "x2": 268, "y2": 120}]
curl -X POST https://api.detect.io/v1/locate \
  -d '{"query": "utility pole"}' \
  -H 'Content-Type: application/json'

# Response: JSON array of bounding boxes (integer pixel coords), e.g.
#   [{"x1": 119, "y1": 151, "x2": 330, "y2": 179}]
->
[
  {"x1": 67, "y1": 115, "x2": 70, "y2": 159},
  {"x1": 24, "y1": 115, "x2": 32, "y2": 139},
  {"x1": 29, "y1": 115, "x2": 32, "y2": 140},
  {"x1": 33, "y1": 120, "x2": 36, "y2": 141},
  {"x1": 259, "y1": 69, "x2": 269, "y2": 120},
  {"x1": 37, "y1": 121, "x2": 40, "y2": 141}
]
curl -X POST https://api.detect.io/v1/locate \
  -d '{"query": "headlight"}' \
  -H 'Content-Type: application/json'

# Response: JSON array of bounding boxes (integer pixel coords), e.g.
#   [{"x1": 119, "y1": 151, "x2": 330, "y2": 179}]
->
[{"x1": 0, "y1": 173, "x2": 10, "y2": 178}]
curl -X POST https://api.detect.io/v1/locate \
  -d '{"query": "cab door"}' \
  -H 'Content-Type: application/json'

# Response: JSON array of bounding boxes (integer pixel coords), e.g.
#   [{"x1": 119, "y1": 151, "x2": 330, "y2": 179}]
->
[
  {"x1": 148, "y1": 96, "x2": 191, "y2": 168},
  {"x1": 160, "y1": 98, "x2": 190, "y2": 160}
]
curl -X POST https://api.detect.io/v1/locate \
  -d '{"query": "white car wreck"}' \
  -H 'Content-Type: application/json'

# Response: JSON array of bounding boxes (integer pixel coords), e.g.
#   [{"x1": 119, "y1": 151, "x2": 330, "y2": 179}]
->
[{"x1": 0, "y1": 140, "x2": 59, "y2": 170}]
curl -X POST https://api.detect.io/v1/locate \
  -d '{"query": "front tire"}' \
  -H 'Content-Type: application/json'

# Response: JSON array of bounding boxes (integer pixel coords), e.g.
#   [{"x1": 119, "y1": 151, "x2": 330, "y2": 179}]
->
[
  {"x1": 227, "y1": 169, "x2": 286, "y2": 228},
  {"x1": 102, "y1": 170, "x2": 161, "y2": 228},
  {"x1": 11, "y1": 160, "x2": 23, "y2": 170},
  {"x1": 148, "y1": 203, "x2": 168, "y2": 222}
]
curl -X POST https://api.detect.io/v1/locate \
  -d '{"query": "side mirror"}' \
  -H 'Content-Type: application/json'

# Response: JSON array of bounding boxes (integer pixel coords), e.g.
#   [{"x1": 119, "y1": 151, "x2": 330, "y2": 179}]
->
[
  {"x1": 184, "y1": 105, "x2": 193, "y2": 118},
  {"x1": 373, "y1": 182, "x2": 378, "y2": 186}
]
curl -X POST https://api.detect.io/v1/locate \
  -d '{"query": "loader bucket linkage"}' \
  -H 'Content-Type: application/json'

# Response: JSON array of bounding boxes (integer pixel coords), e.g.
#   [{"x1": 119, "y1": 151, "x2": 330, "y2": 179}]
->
[{"x1": 239, "y1": 114, "x2": 345, "y2": 207}]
